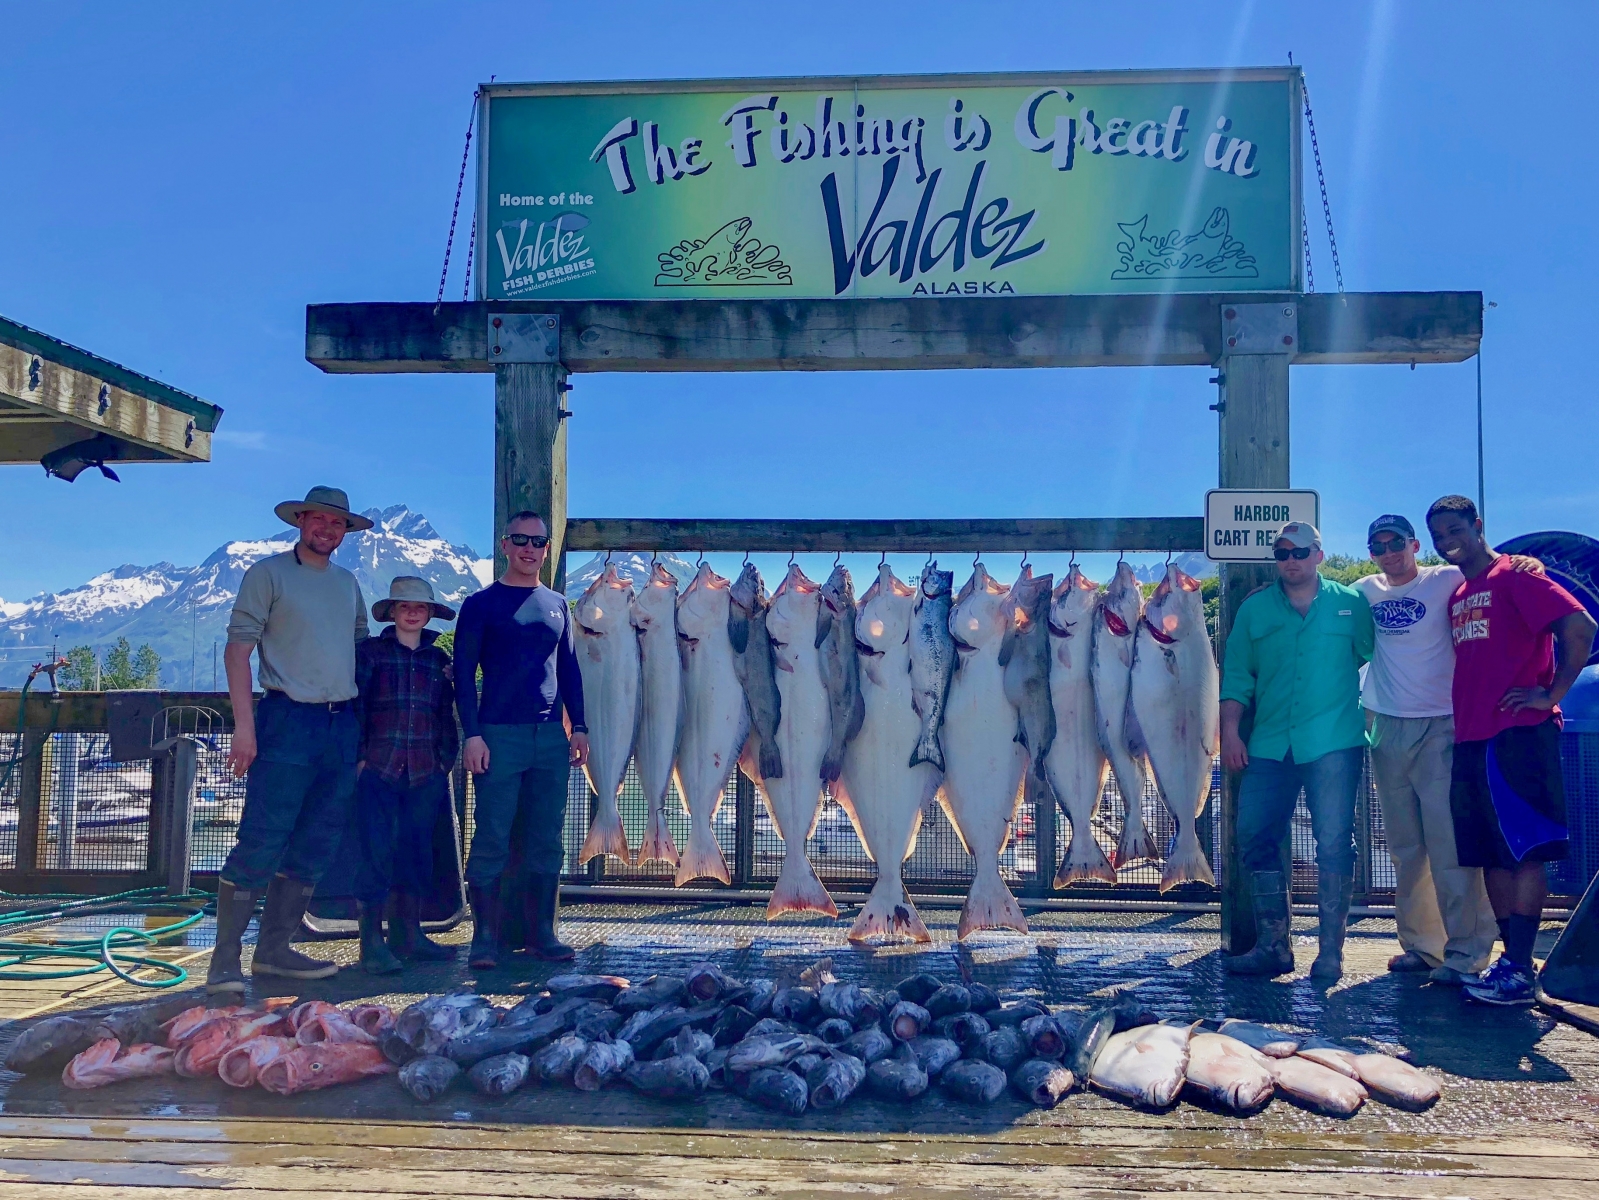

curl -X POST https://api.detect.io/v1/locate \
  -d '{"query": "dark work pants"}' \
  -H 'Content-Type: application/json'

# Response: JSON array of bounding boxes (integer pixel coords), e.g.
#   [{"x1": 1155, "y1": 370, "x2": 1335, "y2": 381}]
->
[
  {"x1": 464, "y1": 723, "x2": 570, "y2": 884},
  {"x1": 222, "y1": 692, "x2": 358, "y2": 891},
  {"x1": 353, "y1": 768, "x2": 449, "y2": 904}
]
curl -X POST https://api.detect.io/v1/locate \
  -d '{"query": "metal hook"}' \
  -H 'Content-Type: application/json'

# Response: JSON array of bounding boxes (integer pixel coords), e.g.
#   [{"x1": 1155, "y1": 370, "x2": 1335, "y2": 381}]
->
[
  {"x1": 696, "y1": 549, "x2": 705, "y2": 567},
  {"x1": 833, "y1": 550, "x2": 841, "y2": 566},
  {"x1": 788, "y1": 549, "x2": 797, "y2": 566},
  {"x1": 973, "y1": 549, "x2": 981, "y2": 568},
  {"x1": 1165, "y1": 548, "x2": 1173, "y2": 566},
  {"x1": 1020, "y1": 550, "x2": 1029, "y2": 569},
  {"x1": 1117, "y1": 549, "x2": 1126, "y2": 563},
  {"x1": 1068, "y1": 549, "x2": 1078, "y2": 568},
  {"x1": 743, "y1": 549, "x2": 751, "y2": 566},
  {"x1": 878, "y1": 551, "x2": 887, "y2": 568},
  {"x1": 925, "y1": 550, "x2": 934, "y2": 567}
]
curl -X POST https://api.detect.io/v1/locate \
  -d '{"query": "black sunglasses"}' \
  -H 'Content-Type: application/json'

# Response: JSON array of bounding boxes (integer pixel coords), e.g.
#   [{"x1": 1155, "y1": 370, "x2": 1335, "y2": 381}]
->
[
  {"x1": 505, "y1": 533, "x2": 550, "y2": 548},
  {"x1": 1273, "y1": 546, "x2": 1314, "y2": 561},
  {"x1": 1368, "y1": 536, "x2": 1409, "y2": 556}
]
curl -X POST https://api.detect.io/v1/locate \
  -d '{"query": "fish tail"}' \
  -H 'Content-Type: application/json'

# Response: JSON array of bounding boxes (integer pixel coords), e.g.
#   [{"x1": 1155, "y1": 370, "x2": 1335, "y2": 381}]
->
[
  {"x1": 1112, "y1": 786, "x2": 1157, "y2": 868},
  {"x1": 1159, "y1": 823, "x2": 1215, "y2": 892},
  {"x1": 957, "y1": 862, "x2": 1028, "y2": 941},
  {"x1": 758, "y1": 739, "x2": 785, "y2": 781},
  {"x1": 636, "y1": 805, "x2": 681, "y2": 868},
  {"x1": 908, "y1": 725, "x2": 945, "y2": 772},
  {"x1": 577, "y1": 801, "x2": 633, "y2": 867},
  {"x1": 674, "y1": 819, "x2": 730, "y2": 886},
  {"x1": 1054, "y1": 816, "x2": 1117, "y2": 887},
  {"x1": 766, "y1": 849, "x2": 838, "y2": 919},
  {"x1": 847, "y1": 874, "x2": 930, "y2": 945},
  {"x1": 819, "y1": 745, "x2": 843, "y2": 785}
]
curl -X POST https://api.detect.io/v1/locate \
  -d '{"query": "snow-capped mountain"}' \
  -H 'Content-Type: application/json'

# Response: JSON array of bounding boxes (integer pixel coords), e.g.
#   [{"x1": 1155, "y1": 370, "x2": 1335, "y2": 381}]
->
[
  {"x1": 1133, "y1": 553, "x2": 1217, "y2": 584},
  {"x1": 563, "y1": 551, "x2": 698, "y2": 600},
  {"x1": 0, "y1": 506, "x2": 490, "y2": 688}
]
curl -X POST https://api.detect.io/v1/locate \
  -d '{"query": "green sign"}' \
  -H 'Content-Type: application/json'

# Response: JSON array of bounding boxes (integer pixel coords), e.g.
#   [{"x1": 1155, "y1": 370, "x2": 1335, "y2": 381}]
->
[{"x1": 477, "y1": 70, "x2": 1301, "y2": 301}]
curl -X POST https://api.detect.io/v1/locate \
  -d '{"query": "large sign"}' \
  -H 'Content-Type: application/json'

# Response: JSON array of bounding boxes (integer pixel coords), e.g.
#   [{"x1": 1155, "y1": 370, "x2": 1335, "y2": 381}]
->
[
  {"x1": 476, "y1": 70, "x2": 1301, "y2": 302},
  {"x1": 1205, "y1": 489, "x2": 1320, "y2": 561}
]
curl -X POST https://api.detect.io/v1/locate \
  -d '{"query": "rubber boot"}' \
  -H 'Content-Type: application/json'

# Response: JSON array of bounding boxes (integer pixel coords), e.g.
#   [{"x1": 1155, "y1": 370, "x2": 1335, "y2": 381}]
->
[
  {"x1": 1225, "y1": 870, "x2": 1295, "y2": 977},
  {"x1": 358, "y1": 899, "x2": 403, "y2": 974},
  {"x1": 391, "y1": 889, "x2": 454, "y2": 962},
  {"x1": 525, "y1": 873, "x2": 575, "y2": 962},
  {"x1": 467, "y1": 879, "x2": 501, "y2": 970},
  {"x1": 250, "y1": 875, "x2": 340, "y2": 980},
  {"x1": 206, "y1": 879, "x2": 256, "y2": 995},
  {"x1": 1310, "y1": 873, "x2": 1355, "y2": 981}
]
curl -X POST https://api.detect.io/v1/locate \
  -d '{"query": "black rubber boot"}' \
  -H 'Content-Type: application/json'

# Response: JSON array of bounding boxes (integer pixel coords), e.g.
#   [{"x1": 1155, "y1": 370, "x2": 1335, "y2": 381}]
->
[
  {"x1": 206, "y1": 879, "x2": 256, "y2": 995},
  {"x1": 1310, "y1": 873, "x2": 1355, "y2": 981},
  {"x1": 525, "y1": 873, "x2": 575, "y2": 962},
  {"x1": 1225, "y1": 870, "x2": 1296, "y2": 977},
  {"x1": 467, "y1": 879, "x2": 501, "y2": 971},
  {"x1": 358, "y1": 900, "x2": 404, "y2": 974},
  {"x1": 250, "y1": 875, "x2": 340, "y2": 980},
  {"x1": 391, "y1": 889, "x2": 454, "y2": 962}
]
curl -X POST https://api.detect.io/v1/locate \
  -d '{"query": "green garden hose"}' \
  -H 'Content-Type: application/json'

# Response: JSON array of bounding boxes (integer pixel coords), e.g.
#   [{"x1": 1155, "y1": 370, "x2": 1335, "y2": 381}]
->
[{"x1": 0, "y1": 886, "x2": 215, "y2": 988}]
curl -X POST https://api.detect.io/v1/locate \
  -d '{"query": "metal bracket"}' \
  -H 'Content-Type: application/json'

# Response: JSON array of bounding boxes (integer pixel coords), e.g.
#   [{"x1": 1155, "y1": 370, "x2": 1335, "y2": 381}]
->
[
  {"x1": 1220, "y1": 303, "x2": 1298, "y2": 357},
  {"x1": 488, "y1": 313, "x2": 560, "y2": 363}
]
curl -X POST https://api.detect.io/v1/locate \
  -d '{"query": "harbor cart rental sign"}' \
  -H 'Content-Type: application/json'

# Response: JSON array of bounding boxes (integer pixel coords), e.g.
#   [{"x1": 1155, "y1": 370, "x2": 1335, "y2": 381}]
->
[{"x1": 476, "y1": 70, "x2": 1302, "y2": 301}]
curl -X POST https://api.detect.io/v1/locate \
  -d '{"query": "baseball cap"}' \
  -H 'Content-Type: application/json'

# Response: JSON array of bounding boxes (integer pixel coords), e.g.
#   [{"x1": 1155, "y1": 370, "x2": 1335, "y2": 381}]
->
[
  {"x1": 1367, "y1": 514, "x2": 1415, "y2": 542},
  {"x1": 1276, "y1": 521, "x2": 1321, "y2": 550}
]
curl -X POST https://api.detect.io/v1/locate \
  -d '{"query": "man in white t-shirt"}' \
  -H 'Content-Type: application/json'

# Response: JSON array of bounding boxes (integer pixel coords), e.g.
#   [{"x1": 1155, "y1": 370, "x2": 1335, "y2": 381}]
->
[{"x1": 1355, "y1": 514, "x2": 1497, "y2": 984}]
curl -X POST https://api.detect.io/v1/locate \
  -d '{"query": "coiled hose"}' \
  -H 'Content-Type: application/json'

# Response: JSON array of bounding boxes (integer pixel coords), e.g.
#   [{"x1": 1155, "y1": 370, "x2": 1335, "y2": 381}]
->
[{"x1": 0, "y1": 886, "x2": 215, "y2": 989}]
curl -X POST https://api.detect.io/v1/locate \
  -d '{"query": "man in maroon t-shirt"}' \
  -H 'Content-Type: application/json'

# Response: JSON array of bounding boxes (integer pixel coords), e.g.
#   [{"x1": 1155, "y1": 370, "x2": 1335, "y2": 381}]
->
[{"x1": 1426, "y1": 494, "x2": 1596, "y2": 1007}]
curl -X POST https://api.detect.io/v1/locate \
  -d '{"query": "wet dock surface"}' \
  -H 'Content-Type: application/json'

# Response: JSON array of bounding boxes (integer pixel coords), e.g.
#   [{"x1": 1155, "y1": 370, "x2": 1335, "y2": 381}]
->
[{"x1": 0, "y1": 901, "x2": 1595, "y2": 1196}]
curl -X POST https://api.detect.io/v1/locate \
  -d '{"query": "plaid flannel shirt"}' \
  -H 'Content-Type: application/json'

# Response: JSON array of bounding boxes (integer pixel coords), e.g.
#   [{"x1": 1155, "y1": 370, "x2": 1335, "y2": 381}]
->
[{"x1": 354, "y1": 627, "x2": 459, "y2": 787}]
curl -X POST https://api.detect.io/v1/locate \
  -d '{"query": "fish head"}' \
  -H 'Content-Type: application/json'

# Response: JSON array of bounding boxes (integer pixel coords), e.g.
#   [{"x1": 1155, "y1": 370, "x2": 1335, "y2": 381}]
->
[
  {"x1": 629, "y1": 562, "x2": 680, "y2": 631},
  {"x1": 1098, "y1": 560, "x2": 1144, "y2": 637},
  {"x1": 820, "y1": 563, "x2": 855, "y2": 613},
  {"x1": 950, "y1": 565, "x2": 1010, "y2": 652},
  {"x1": 574, "y1": 563, "x2": 633, "y2": 636},
  {"x1": 856, "y1": 565, "x2": 915, "y2": 653},
  {"x1": 767, "y1": 564, "x2": 820, "y2": 643},
  {"x1": 917, "y1": 566, "x2": 954, "y2": 606},
  {"x1": 1007, "y1": 571, "x2": 1053, "y2": 628},
  {"x1": 676, "y1": 563, "x2": 731, "y2": 636},
  {"x1": 1143, "y1": 564, "x2": 1206, "y2": 641},
  {"x1": 1048, "y1": 566, "x2": 1099, "y2": 639},
  {"x1": 729, "y1": 561, "x2": 765, "y2": 615}
]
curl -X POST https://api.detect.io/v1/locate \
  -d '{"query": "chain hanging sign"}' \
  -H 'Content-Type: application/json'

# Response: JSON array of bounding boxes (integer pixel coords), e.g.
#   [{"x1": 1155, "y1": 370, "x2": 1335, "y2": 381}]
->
[{"x1": 476, "y1": 69, "x2": 1302, "y2": 302}]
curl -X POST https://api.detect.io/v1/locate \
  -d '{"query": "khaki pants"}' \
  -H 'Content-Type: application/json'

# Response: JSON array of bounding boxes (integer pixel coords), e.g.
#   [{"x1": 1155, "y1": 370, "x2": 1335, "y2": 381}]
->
[{"x1": 1370, "y1": 713, "x2": 1497, "y2": 973}]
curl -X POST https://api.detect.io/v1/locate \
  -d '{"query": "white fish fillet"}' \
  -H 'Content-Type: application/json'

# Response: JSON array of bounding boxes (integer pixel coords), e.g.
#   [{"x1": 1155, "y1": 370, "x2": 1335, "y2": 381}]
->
[
  {"x1": 1130, "y1": 564, "x2": 1219, "y2": 891},
  {"x1": 1090, "y1": 1022, "x2": 1192, "y2": 1108},
  {"x1": 1044, "y1": 567, "x2": 1113, "y2": 886},
  {"x1": 941, "y1": 564, "x2": 1027, "y2": 940},
  {"x1": 574, "y1": 564, "x2": 640, "y2": 867},
  {"x1": 630, "y1": 563, "x2": 684, "y2": 867},
  {"x1": 835, "y1": 564, "x2": 939, "y2": 944},
  {"x1": 1184, "y1": 1032, "x2": 1275, "y2": 1112},
  {"x1": 762, "y1": 565, "x2": 836, "y2": 919},
  {"x1": 672, "y1": 565, "x2": 748, "y2": 885},
  {"x1": 1269, "y1": 1053, "x2": 1367, "y2": 1115},
  {"x1": 1092, "y1": 562, "x2": 1155, "y2": 868}
]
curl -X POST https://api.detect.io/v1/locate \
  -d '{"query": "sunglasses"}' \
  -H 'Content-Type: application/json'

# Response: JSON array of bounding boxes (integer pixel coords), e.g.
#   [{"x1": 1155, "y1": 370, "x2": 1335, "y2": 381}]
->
[
  {"x1": 1273, "y1": 546, "x2": 1314, "y2": 561},
  {"x1": 1368, "y1": 536, "x2": 1409, "y2": 556},
  {"x1": 505, "y1": 533, "x2": 550, "y2": 548}
]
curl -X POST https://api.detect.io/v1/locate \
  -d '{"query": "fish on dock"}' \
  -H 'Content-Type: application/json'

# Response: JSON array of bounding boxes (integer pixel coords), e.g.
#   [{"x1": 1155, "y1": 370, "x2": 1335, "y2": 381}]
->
[
  {"x1": 1184, "y1": 1032, "x2": 1275, "y2": 1112},
  {"x1": 573, "y1": 1038, "x2": 635, "y2": 1091},
  {"x1": 62, "y1": 1039, "x2": 175, "y2": 1089},
  {"x1": 257, "y1": 1041, "x2": 394, "y2": 1095},
  {"x1": 218, "y1": 1036, "x2": 297, "y2": 1089},
  {"x1": 1215, "y1": 1019, "x2": 1300, "y2": 1058},
  {"x1": 398, "y1": 1054, "x2": 460, "y2": 1102},
  {"x1": 1089, "y1": 1022, "x2": 1193, "y2": 1108},
  {"x1": 1011, "y1": 1057, "x2": 1074, "y2": 1107},
  {"x1": 631, "y1": 561, "x2": 686, "y2": 867},
  {"x1": 626, "y1": 1053, "x2": 710, "y2": 1099},
  {"x1": 941, "y1": 1058, "x2": 1007, "y2": 1104},
  {"x1": 1296, "y1": 1038, "x2": 1440, "y2": 1110},
  {"x1": 468, "y1": 1050, "x2": 531, "y2": 1096},
  {"x1": 1268, "y1": 1053, "x2": 1368, "y2": 1115}
]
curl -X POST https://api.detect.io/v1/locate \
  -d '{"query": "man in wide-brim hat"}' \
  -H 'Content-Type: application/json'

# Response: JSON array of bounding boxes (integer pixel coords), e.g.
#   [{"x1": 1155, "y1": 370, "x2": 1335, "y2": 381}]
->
[{"x1": 211, "y1": 486, "x2": 373, "y2": 993}]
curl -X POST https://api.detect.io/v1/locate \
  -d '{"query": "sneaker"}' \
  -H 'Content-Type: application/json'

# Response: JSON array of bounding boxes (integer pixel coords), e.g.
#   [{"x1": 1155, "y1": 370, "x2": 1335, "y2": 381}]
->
[
  {"x1": 1462, "y1": 957, "x2": 1536, "y2": 1007},
  {"x1": 1429, "y1": 965, "x2": 1473, "y2": 986}
]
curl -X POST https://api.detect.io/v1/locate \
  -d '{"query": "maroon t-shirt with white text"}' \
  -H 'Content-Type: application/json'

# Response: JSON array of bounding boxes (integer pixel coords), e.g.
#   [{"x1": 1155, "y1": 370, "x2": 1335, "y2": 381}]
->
[{"x1": 1449, "y1": 554, "x2": 1585, "y2": 743}]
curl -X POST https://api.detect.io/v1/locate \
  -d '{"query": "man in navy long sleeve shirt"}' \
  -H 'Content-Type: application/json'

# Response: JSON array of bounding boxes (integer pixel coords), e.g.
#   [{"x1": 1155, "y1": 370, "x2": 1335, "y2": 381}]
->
[{"x1": 454, "y1": 511, "x2": 588, "y2": 969}]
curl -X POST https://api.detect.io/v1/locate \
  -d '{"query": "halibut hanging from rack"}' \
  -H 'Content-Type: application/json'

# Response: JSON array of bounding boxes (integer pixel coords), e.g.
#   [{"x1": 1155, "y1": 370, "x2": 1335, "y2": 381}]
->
[
  {"x1": 1092, "y1": 561, "x2": 1156, "y2": 869},
  {"x1": 1045, "y1": 566, "x2": 1115, "y2": 886},
  {"x1": 574, "y1": 563, "x2": 640, "y2": 867},
  {"x1": 630, "y1": 561, "x2": 684, "y2": 868}
]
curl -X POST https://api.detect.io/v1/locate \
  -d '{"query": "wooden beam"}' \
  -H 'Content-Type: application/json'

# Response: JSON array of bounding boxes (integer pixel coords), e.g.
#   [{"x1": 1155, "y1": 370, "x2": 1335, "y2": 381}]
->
[
  {"x1": 494, "y1": 364, "x2": 568, "y2": 586},
  {"x1": 0, "y1": 339, "x2": 212, "y2": 464},
  {"x1": 305, "y1": 292, "x2": 1482, "y2": 375},
  {"x1": 562, "y1": 516, "x2": 1204, "y2": 554}
]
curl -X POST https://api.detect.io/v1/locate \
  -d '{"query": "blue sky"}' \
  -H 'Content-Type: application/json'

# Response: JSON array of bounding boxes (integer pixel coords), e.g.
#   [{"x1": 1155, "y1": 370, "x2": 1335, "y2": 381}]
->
[{"x1": 2, "y1": 2, "x2": 1593, "y2": 601}]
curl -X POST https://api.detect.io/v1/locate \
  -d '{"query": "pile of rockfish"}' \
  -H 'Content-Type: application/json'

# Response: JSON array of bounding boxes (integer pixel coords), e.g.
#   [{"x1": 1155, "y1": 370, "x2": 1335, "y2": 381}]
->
[
  {"x1": 4, "y1": 991, "x2": 397, "y2": 1095},
  {"x1": 573, "y1": 556, "x2": 1218, "y2": 942}
]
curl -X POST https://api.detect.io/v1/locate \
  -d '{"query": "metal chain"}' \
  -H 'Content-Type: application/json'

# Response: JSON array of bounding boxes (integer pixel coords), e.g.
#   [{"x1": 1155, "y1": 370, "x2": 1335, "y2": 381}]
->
[
  {"x1": 1293, "y1": 57, "x2": 1344, "y2": 292},
  {"x1": 1301, "y1": 201, "x2": 1316, "y2": 293},
  {"x1": 436, "y1": 90, "x2": 479, "y2": 307},
  {"x1": 463, "y1": 208, "x2": 476, "y2": 301}
]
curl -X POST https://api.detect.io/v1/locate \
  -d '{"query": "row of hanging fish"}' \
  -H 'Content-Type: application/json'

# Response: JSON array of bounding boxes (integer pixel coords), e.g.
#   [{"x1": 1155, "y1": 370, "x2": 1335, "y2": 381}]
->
[{"x1": 569, "y1": 554, "x2": 1219, "y2": 944}]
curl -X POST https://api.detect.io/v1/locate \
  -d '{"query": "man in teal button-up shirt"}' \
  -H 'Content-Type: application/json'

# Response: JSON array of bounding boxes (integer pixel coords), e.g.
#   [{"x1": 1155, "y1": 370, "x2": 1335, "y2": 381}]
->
[{"x1": 1220, "y1": 522, "x2": 1375, "y2": 982}]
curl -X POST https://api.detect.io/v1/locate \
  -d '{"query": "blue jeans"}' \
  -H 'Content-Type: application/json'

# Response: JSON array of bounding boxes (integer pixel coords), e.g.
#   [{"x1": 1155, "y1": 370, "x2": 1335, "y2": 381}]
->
[
  {"x1": 222, "y1": 692, "x2": 359, "y2": 891},
  {"x1": 464, "y1": 723, "x2": 570, "y2": 884},
  {"x1": 1236, "y1": 746, "x2": 1363, "y2": 876},
  {"x1": 353, "y1": 769, "x2": 449, "y2": 903}
]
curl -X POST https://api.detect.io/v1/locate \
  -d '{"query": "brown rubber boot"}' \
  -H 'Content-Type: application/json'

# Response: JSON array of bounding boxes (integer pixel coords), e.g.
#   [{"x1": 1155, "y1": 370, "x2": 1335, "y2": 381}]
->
[{"x1": 206, "y1": 879, "x2": 256, "y2": 994}]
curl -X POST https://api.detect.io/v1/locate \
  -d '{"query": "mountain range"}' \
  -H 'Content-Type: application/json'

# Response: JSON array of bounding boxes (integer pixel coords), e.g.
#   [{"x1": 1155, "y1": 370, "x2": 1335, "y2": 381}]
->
[{"x1": 0, "y1": 506, "x2": 490, "y2": 689}]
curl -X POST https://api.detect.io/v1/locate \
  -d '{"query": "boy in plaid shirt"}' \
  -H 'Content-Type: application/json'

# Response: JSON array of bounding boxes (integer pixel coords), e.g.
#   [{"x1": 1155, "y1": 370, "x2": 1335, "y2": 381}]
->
[{"x1": 352, "y1": 577, "x2": 460, "y2": 972}]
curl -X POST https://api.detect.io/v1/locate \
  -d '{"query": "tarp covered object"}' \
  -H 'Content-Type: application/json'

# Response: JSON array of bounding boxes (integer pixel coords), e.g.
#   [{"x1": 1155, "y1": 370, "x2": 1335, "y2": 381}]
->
[{"x1": 1541, "y1": 870, "x2": 1599, "y2": 1006}]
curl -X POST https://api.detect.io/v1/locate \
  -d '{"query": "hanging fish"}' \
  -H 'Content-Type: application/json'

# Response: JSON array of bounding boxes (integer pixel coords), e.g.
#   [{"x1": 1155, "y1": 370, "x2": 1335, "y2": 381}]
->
[
  {"x1": 631, "y1": 561, "x2": 685, "y2": 867},
  {"x1": 574, "y1": 563, "x2": 641, "y2": 867}
]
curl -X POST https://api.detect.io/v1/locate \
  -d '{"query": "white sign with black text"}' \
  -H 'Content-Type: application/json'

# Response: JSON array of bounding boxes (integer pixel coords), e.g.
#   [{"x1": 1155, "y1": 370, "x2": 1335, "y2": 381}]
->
[{"x1": 1204, "y1": 489, "x2": 1321, "y2": 561}]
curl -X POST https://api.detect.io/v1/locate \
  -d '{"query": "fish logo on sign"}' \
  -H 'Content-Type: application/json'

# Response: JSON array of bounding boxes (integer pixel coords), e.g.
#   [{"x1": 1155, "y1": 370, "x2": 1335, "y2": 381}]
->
[{"x1": 1372, "y1": 597, "x2": 1426, "y2": 631}]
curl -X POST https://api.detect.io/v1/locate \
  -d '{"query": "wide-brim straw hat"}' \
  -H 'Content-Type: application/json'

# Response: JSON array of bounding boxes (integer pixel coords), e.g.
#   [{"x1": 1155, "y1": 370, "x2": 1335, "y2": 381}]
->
[
  {"x1": 373, "y1": 575, "x2": 457, "y2": 623},
  {"x1": 274, "y1": 485, "x2": 374, "y2": 532}
]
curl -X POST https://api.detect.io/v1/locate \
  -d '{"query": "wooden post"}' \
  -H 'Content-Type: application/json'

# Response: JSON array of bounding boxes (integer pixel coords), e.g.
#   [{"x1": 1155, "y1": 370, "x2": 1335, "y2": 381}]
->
[
  {"x1": 493, "y1": 363, "x2": 568, "y2": 587},
  {"x1": 14, "y1": 729, "x2": 47, "y2": 872},
  {"x1": 734, "y1": 773, "x2": 756, "y2": 886},
  {"x1": 1215, "y1": 343, "x2": 1291, "y2": 954}
]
